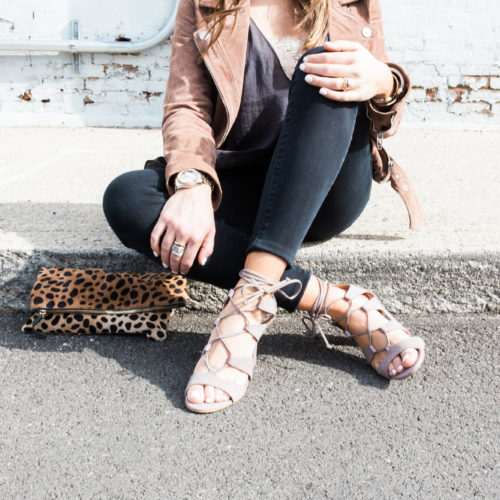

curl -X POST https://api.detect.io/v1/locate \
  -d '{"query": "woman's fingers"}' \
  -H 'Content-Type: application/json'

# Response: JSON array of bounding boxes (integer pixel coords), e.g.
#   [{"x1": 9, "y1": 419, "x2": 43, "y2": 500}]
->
[
  {"x1": 179, "y1": 225, "x2": 215, "y2": 274},
  {"x1": 323, "y1": 40, "x2": 362, "y2": 52},
  {"x1": 304, "y1": 73, "x2": 360, "y2": 101},
  {"x1": 304, "y1": 73, "x2": 353, "y2": 92},
  {"x1": 160, "y1": 224, "x2": 176, "y2": 270},
  {"x1": 159, "y1": 225, "x2": 206, "y2": 274},
  {"x1": 167, "y1": 230, "x2": 189, "y2": 274},
  {"x1": 179, "y1": 236, "x2": 202, "y2": 275},
  {"x1": 300, "y1": 61, "x2": 355, "y2": 79},
  {"x1": 319, "y1": 87, "x2": 361, "y2": 102},
  {"x1": 150, "y1": 218, "x2": 167, "y2": 258},
  {"x1": 303, "y1": 50, "x2": 355, "y2": 65},
  {"x1": 198, "y1": 226, "x2": 215, "y2": 266},
  {"x1": 299, "y1": 63, "x2": 359, "y2": 78},
  {"x1": 300, "y1": 47, "x2": 360, "y2": 102},
  {"x1": 152, "y1": 185, "x2": 215, "y2": 274}
]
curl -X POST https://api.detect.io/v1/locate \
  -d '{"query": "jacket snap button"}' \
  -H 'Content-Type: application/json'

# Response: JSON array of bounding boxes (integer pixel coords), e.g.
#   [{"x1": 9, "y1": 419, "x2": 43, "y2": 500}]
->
[
  {"x1": 199, "y1": 30, "x2": 210, "y2": 41},
  {"x1": 362, "y1": 27, "x2": 372, "y2": 38}
]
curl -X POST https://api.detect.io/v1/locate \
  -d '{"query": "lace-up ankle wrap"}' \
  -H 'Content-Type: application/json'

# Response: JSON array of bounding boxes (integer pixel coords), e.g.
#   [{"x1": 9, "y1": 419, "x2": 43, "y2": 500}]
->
[
  {"x1": 185, "y1": 268, "x2": 302, "y2": 413},
  {"x1": 302, "y1": 277, "x2": 425, "y2": 380}
]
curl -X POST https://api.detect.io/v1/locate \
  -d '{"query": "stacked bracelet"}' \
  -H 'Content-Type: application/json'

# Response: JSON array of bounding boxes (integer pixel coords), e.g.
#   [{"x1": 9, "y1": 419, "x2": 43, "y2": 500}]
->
[{"x1": 371, "y1": 67, "x2": 405, "y2": 107}]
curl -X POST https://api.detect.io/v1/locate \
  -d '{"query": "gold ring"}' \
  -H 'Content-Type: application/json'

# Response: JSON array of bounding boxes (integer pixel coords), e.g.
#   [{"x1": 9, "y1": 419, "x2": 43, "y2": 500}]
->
[
  {"x1": 342, "y1": 78, "x2": 351, "y2": 92},
  {"x1": 173, "y1": 240, "x2": 186, "y2": 248}
]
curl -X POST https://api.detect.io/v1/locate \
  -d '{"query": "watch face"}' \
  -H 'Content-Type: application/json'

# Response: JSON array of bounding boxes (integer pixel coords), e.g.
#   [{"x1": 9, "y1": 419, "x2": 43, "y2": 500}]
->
[{"x1": 177, "y1": 169, "x2": 202, "y2": 187}]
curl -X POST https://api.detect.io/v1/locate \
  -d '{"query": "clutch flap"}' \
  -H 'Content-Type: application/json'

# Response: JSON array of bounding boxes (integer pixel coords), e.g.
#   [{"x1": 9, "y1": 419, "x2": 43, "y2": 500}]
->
[{"x1": 29, "y1": 267, "x2": 188, "y2": 312}]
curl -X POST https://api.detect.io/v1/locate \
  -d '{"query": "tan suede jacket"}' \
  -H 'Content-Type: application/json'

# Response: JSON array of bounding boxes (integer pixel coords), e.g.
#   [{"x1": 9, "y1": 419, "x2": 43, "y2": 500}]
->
[{"x1": 161, "y1": 0, "x2": 423, "y2": 229}]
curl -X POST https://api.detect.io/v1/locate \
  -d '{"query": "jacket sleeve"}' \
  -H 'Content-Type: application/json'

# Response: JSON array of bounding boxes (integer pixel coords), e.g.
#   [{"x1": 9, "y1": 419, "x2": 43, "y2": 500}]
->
[
  {"x1": 162, "y1": 0, "x2": 222, "y2": 210},
  {"x1": 365, "y1": 0, "x2": 411, "y2": 139}
]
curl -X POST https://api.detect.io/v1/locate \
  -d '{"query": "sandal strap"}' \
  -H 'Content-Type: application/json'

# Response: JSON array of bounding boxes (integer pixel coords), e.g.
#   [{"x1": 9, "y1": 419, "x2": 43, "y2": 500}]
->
[
  {"x1": 186, "y1": 372, "x2": 247, "y2": 402},
  {"x1": 238, "y1": 269, "x2": 303, "y2": 302},
  {"x1": 228, "y1": 355, "x2": 256, "y2": 379},
  {"x1": 208, "y1": 269, "x2": 301, "y2": 350},
  {"x1": 257, "y1": 298, "x2": 277, "y2": 315},
  {"x1": 188, "y1": 268, "x2": 303, "y2": 406},
  {"x1": 245, "y1": 323, "x2": 267, "y2": 342},
  {"x1": 344, "y1": 284, "x2": 370, "y2": 301},
  {"x1": 360, "y1": 295, "x2": 384, "y2": 313},
  {"x1": 375, "y1": 336, "x2": 425, "y2": 377},
  {"x1": 303, "y1": 278, "x2": 425, "y2": 379},
  {"x1": 302, "y1": 278, "x2": 336, "y2": 348}
]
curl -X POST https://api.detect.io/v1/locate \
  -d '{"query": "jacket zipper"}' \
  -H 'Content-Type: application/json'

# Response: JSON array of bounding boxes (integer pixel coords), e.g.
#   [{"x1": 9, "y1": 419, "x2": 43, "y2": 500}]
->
[{"x1": 194, "y1": 36, "x2": 231, "y2": 147}]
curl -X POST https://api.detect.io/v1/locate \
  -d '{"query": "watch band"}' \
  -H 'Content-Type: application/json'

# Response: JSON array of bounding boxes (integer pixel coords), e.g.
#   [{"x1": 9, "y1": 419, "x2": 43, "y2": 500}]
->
[
  {"x1": 174, "y1": 170, "x2": 215, "y2": 192},
  {"x1": 200, "y1": 172, "x2": 215, "y2": 191}
]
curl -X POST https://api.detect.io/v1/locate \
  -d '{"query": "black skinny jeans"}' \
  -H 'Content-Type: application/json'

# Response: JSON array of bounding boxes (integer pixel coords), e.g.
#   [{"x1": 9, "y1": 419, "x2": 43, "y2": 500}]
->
[{"x1": 103, "y1": 47, "x2": 372, "y2": 312}]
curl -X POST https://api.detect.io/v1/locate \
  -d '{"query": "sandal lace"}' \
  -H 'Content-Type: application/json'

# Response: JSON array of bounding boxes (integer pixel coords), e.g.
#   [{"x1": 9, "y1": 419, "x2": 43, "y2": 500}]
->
[
  {"x1": 302, "y1": 277, "x2": 370, "y2": 349},
  {"x1": 202, "y1": 268, "x2": 302, "y2": 372},
  {"x1": 302, "y1": 278, "x2": 337, "y2": 349},
  {"x1": 238, "y1": 269, "x2": 302, "y2": 302},
  {"x1": 302, "y1": 278, "x2": 425, "y2": 380}
]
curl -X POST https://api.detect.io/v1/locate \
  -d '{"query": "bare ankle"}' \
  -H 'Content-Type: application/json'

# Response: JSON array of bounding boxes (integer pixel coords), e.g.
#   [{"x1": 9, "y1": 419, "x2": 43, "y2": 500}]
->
[
  {"x1": 243, "y1": 251, "x2": 287, "y2": 282},
  {"x1": 297, "y1": 275, "x2": 321, "y2": 311}
]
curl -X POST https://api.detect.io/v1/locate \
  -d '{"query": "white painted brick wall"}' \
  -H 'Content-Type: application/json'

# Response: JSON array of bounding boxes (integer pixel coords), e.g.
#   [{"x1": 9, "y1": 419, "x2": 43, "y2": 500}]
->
[{"x1": 1, "y1": 0, "x2": 499, "y2": 128}]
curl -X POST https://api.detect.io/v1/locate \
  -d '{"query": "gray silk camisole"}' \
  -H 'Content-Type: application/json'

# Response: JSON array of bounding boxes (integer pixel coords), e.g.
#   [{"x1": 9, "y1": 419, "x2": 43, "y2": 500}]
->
[{"x1": 215, "y1": 18, "x2": 293, "y2": 172}]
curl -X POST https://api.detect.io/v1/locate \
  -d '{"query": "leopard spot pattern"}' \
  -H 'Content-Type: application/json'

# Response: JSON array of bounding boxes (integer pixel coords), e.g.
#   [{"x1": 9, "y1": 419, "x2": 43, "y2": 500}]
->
[{"x1": 22, "y1": 267, "x2": 188, "y2": 342}]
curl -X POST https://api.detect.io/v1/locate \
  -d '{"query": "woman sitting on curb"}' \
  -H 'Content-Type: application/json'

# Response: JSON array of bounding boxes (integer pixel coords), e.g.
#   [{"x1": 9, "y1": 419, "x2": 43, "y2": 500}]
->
[{"x1": 103, "y1": 0, "x2": 425, "y2": 413}]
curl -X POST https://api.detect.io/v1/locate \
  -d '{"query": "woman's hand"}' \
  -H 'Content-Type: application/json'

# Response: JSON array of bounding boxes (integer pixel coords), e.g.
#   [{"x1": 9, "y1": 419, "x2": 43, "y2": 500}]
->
[
  {"x1": 150, "y1": 184, "x2": 215, "y2": 275},
  {"x1": 299, "y1": 40, "x2": 394, "y2": 102}
]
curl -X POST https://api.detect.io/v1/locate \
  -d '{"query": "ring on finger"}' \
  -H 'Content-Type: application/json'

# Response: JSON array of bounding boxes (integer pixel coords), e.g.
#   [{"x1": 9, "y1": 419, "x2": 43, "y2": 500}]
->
[
  {"x1": 342, "y1": 77, "x2": 352, "y2": 92},
  {"x1": 171, "y1": 240, "x2": 186, "y2": 256}
]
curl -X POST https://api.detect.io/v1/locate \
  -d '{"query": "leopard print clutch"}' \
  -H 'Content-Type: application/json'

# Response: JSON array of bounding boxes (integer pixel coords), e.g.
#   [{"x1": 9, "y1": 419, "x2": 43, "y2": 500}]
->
[{"x1": 22, "y1": 267, "x2": 188, "y2": 341}]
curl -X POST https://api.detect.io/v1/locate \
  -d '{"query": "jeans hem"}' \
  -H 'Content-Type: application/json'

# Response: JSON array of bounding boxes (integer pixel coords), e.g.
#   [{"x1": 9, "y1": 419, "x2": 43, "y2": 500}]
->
[{"x1": 246, "y1": 237, "x2": 296, "y2": 270}]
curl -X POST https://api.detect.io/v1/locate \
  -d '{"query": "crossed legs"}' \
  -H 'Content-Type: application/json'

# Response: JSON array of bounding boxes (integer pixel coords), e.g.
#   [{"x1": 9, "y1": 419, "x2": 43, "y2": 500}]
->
[{"x1": 103, "y1": 48, "x2": 423, "y2": 411}]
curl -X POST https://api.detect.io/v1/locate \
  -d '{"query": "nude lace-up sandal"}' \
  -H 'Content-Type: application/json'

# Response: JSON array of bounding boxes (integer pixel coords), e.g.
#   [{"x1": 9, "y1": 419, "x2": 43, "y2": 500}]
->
[
  {"x1": 303, "y1": 278, "x2": 425, "y2": 379},
  {"x1": 185, "y1": 269, "x2": 302, "y2": 414}
]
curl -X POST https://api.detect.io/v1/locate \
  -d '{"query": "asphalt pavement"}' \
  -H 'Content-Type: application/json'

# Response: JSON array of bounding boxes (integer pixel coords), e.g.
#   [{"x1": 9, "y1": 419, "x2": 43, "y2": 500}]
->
[{"x1": 1, "y1": 311, "x2": 498, "y2": 499}]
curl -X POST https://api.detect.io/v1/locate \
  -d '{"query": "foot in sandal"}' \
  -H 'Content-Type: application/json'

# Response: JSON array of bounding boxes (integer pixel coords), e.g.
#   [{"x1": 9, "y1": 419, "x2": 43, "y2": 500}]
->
[
  {"x1": 185, "y1": 269, "x2": 301, "y2": 413},
  {"x1": 303, "y1": 277, "x2": 424, "y2": 379}
]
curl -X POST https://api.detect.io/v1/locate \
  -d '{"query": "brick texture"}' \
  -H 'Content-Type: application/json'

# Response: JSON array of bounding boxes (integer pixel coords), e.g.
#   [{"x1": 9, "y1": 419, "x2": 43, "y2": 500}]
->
[{"x1": 0, "y1": 0, "x2": 499, "y2": 127}]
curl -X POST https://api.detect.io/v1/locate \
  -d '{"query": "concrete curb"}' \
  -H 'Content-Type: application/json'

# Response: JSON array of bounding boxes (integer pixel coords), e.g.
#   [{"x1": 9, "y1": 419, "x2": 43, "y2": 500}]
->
[{"x1": 3, "y1": 247, "x2": 498, "y2": 314}]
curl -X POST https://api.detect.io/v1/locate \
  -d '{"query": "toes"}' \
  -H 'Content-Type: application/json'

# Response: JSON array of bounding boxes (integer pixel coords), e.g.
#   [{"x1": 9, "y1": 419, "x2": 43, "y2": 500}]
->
[
  {"x1": 387, "y1": 361, "x2": 398, "y2": 378},
  {"x1": 214, "y1": 388, "x2": 229, "y2": 402},
  {"x1": 387, "y1": 350, "x2": 418, "y2": 377},
  {"x1": 401, "y1": 348, "x2": 418, "y2": 367},
  {"x1": 204, "y1": 385, "x2": 215, "y2": 403},
  {"x1": 392, "y1": 355, "x2": 405, "y2": 374},
  {"x1": 187, "y1": 384, "x2": 204, "y2": 404}
]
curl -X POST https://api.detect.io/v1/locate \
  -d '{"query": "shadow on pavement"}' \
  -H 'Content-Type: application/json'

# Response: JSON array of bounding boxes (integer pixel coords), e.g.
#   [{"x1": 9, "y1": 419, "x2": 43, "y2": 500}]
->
[{"x1": 2, "y1": 312, "x2": 389, "y2": 411}]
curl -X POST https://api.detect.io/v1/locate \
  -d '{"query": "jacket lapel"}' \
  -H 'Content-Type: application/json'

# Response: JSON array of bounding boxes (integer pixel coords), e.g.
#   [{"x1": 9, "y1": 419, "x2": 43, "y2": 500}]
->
[
  {"x1": 193, "y1": 0, "x2": 371, "y2": 145},
  {"x1": 195, "y1": 0, "x2": 250, "y2": 140}
]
